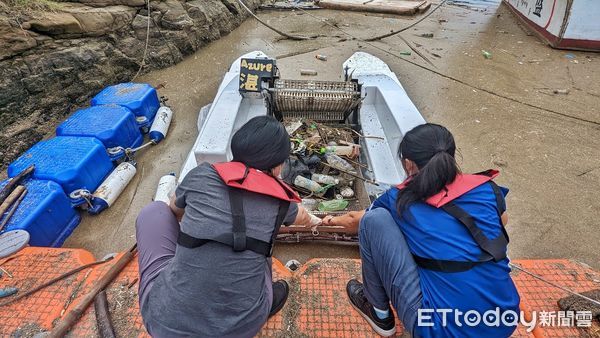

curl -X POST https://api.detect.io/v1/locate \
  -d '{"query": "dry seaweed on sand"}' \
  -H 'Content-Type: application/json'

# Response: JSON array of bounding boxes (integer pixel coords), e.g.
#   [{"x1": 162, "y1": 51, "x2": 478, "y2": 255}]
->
[{"x1": 106, "y1": 283, "x2": 139, "y2": 337}]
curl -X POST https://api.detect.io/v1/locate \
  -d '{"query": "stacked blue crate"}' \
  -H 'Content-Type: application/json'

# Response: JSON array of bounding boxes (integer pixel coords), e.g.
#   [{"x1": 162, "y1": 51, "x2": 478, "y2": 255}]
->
[
  {"x1": 0, "y1": 179, "x2": 80, "y2": 247},
  {"x1": 2, "y1": 82, "x2": 160, "y2": 248},
  {"x1": 7, "y1": 136, "x2": 114, "y2": 195},
  {"x1": 91, "y1": 83, "x2": 160, "y2": 132},
  {"x1": 56, "y1": 105, "x2": 144, "y2": 160}
]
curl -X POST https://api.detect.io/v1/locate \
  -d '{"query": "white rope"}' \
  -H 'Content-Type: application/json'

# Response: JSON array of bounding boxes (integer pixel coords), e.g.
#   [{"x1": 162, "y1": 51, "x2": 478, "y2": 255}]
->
[
  {"x1": 509, "y1": 263, "x2": 600, "y2": 306},
  {"x1": 132, "y1": 0, "x2": 151, "y2": 81},
  {"x1": 129, "y1": 141, "x2": 154, "y2": 153}
]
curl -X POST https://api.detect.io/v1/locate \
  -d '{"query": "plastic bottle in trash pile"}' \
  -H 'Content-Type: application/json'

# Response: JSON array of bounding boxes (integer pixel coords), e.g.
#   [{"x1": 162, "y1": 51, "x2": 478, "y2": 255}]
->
[
  {"x1": 311, "y1": 173, "x2": 339, "y2": 185},
  {"x1": 301, "y1": 198, "x2": 318, "y2": 212},
  {"x1": 340, "y1": 186, "x2": 355, "y2": 198},
  {"x1": 320, "y1": 145, "x2": 358, "y2": 157},
  {"x1": 318, "y1": 199, "x2": 349, "y2": 212},
  {"x1": 294, "y1": 176, "x2": 325, "y2": 195},
  {"x1": 325, "y1": 154, "x2": 356, "y2": 173}
]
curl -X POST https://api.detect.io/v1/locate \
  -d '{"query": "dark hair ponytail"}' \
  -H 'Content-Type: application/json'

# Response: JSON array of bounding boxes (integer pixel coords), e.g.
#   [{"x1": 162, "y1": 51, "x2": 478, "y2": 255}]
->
[{"x1": 396, "y1": 123, "x2": 460, "y2": 215}]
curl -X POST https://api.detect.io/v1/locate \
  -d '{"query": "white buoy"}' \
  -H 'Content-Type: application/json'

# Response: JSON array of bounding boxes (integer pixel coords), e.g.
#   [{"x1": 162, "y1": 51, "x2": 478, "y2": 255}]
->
[
  {"x1": 154, "y1": 173, "x2": 177, "y2": 204},
  {"x1": 149, "y1": 106, "x2": 174, "y2": 143},
  {"x1": 88, "y1": 162, "x2": 137, "y2": 214}
]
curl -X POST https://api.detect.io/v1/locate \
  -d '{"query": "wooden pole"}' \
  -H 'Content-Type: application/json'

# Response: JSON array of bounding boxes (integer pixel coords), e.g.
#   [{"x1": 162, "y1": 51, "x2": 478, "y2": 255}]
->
[
  {"x1": 0, "y1": 188, "x2": 27, "y2": 231},
  {"x1": 0, "y1": 186, "x2": 25, "y2": 217},
  {"x1": 48, "y1": 245, "x2": 137, "y2": 338},
  {"x1": 0, "y1": 165, "x2": 34, "y2": 205}
]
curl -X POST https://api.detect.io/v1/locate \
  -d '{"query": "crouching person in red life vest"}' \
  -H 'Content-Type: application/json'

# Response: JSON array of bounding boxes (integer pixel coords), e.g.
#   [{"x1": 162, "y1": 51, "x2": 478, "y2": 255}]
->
[
  {"x1": 135, "y1": 116, "x2": 322, "y2": 338},
  {"x1": 322, "y1": 123, "x2": 520, "y2": 337}
]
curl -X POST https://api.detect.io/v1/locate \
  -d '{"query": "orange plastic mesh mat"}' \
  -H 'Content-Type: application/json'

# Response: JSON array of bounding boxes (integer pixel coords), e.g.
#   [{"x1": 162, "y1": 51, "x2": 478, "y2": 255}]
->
[
  {"x1": 1, "y1": 249, "x2": 599, "y2": 337},
  {"x1": 258, "y1": 258, "x2": 405, "y2": 337},
  {"x1": 511, "y1": 259, "x2": 600, "y2": 338},
  {"x1": 0, "y1": 247, "x2": 96, "y2": 336}
]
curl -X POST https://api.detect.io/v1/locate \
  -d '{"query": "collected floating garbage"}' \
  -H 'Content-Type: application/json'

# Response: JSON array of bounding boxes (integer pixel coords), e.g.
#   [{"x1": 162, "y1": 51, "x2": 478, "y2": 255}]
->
[
  {"x1": 294, "y1": 176, "x2": 325, "y2": 196},
  {"x1": 301, "y1": 198, "x2": 318, "y2": 211},
  {"x1": 340, "y1": 186, "x2": 354, "y2": 198},
  {"x1": 285, "y1": 120, "x2": 303, "y2": 135},
  {"x1": 326, "y1": 153, "x2": 357, "y2": 174},
  {"x1": 318, "y1": 199, "x2": 349, "y2": 212},
  {"x1": 311, "y1": 173, "x2": 339, "y2": 185},
  {"x1": 320, "y1": 144, "x2": 359, "y2": 157},
  {"x1": 283, "y1": 119, "x2": 370, "y2": 213}
]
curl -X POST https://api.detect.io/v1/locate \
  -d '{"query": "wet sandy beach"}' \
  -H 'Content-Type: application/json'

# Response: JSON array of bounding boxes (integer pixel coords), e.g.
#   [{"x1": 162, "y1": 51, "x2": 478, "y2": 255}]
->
[{"x1": 65, "y1": 1, "x2": 600, "y2": 268}]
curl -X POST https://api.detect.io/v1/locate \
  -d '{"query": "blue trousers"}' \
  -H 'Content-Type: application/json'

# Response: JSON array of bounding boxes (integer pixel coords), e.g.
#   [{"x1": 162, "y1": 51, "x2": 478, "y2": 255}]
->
[{"x1": 359, "y1": 208, "x2": 423, "y2": 336}]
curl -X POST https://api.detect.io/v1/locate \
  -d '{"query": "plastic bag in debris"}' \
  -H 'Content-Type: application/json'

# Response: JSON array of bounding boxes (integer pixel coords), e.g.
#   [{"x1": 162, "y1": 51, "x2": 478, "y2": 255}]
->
[
  {"x1": 318, "y1": 199, "x2": 349, "y2": 212},
  {"x1": 281, "y1": 157, "x2": 310, "y2": 185}
]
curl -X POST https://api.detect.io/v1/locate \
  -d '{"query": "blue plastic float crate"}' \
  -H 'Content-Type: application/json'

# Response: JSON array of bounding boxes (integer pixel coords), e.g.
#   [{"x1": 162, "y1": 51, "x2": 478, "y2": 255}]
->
[
  {"x1": 91, "y1": 82, "x2": 160, "y2": 131},
  {"x1": 7, "y1": 136, "x2": 114, "y2": 195},
  {"x1": 0, "y1": 179, "x2": 81, "y2": 247},
  {"x1": 56, "y1": 105, "x2": 144, "y2": 158}
]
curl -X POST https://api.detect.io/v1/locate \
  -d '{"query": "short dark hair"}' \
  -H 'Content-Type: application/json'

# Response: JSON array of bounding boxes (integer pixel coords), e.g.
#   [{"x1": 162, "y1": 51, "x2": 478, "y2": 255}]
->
[{"x1": 231, "y1": 115, "x2": 290, "y2": 171}]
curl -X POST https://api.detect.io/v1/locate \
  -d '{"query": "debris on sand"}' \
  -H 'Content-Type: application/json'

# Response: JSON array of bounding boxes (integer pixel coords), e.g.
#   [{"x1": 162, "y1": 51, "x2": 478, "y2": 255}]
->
[{"x1": 557, "y1": 289, "x2": 600, "y2": 321}]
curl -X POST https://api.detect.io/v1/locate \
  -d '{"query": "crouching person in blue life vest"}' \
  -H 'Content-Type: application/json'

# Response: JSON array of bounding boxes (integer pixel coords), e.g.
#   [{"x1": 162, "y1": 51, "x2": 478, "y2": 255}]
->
[
  {"x1": 135, "y1": 116, "x2": 323, "y2": 338},
  {"x1": 322, "y1": 123, "x2": 521, "y2": 337}
]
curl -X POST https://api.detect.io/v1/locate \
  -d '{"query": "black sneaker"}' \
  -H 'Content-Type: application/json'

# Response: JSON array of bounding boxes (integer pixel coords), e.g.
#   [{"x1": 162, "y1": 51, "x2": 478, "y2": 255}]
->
[
  {"x1": 346, "y1": 279, "x2": 396, "y2": 337},
  {"x1": 269, "y1": 280, "x2": 289, "y2": 317}
]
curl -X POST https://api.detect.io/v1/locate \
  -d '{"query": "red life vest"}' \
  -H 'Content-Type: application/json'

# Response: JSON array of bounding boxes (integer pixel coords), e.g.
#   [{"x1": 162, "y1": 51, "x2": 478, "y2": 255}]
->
[
  {"x1": 397, "y1": 169, "x2": 499, "y2": 207},
  {"x1": 213, "y1": 162, "x2": 301, "y2": 203},
  {"x1": 396, "y1": 169, "x2": 509, "y2": 273},
  {"x1": 177, "y1": 162, "x2": 300, "y2": 257}
]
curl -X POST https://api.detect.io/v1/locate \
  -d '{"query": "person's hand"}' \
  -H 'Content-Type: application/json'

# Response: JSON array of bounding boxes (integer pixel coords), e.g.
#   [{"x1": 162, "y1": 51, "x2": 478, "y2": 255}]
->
[
  {"x1": 309, "y1": 213, "x2": 322, "y2": 227},
  {"x1": 322, "y1": 215, "x2": 336, "y2": 226}
]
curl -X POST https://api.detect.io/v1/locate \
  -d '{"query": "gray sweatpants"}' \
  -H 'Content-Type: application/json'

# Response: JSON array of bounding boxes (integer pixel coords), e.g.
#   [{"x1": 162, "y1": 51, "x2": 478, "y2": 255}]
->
[
  {"x1": 359, "y1": 208, "x2": 423, "y2": 336},
  {"x1": 135, "y1": 201, "x2": 179, "y2": 311}
]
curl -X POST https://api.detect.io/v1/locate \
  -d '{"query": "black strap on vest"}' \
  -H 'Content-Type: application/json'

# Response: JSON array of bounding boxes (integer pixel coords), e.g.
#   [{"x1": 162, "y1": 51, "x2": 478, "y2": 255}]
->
[
  {"x1": 413, "y1": 181, "x2": 510, "y2": 273},
  {"x1": 229, "y1": 187, "x2": 247, "y2": 251},
  {"x1": 177, "y1": 186, "x2": 290, "y2": 257}
]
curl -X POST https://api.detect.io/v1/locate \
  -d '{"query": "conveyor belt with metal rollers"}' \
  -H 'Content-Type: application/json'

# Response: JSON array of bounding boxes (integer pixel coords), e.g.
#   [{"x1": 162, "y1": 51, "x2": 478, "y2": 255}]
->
[{"x1": 271, "y1": 79, "x2": 361, "y2": 121}]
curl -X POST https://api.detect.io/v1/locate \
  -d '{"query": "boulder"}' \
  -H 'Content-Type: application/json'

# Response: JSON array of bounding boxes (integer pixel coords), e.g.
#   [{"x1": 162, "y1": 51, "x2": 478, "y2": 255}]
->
[
  {"x1": 185, "y1": 1, "x2": 209, "y2": 25},
  {"x1": 57, "y1": 4, "x2": 137, "y2": 36},
  {"x1": 27, "y1": 12, "x2": 83, "y2": 36},
  {"x1": 26, "y1": 4, "x2": 136, "y2": 37},
  {"x1": 75, "y1": 0, "x2": 146, "y2": 7},
  {"x1": 160, "y1": 0, "x2": 194, "y2": 30},
  {"x1": 0, "y1": 21, "x2": 37, "y2": 60}
]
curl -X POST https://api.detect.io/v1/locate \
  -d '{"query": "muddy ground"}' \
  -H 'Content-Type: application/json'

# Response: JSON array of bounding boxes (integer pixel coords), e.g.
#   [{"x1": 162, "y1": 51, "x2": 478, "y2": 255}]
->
[{"x1": 65, "y1": 0, "x2": 600, "y2": 268}]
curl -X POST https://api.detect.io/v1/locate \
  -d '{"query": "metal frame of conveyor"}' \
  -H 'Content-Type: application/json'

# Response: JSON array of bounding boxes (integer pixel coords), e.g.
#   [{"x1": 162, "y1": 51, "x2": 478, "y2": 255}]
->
[
  {"x1": 237, "y1": 56, "x2": 363, "y2": 125},
  {"x1": 266, "y1": 79, "x2": 362, "y2": 124}
]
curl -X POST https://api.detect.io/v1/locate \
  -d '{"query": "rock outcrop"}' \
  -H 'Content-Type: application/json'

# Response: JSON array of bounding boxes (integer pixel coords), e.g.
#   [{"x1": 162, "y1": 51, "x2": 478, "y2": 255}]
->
[{"x1": 0, "y1": 0, "x2": 262, "y2": 170}]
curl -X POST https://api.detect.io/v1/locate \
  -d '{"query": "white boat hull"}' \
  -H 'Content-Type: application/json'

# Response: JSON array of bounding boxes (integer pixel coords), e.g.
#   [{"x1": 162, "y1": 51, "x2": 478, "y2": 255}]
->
[
  {"x1": 179, "y1": 51, "x2": 426, "y2": 193},
  {"x1": 503, "y1": 0, "x2": 600, "y2": 51}
]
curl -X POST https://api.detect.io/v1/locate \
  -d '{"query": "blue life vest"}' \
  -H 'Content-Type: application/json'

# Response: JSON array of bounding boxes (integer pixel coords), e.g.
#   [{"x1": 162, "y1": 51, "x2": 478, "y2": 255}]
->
[{"x1": 372, "y1": 170, "x2": 520, "y2": 337}]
